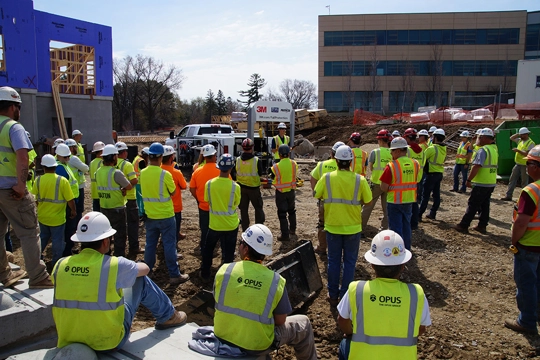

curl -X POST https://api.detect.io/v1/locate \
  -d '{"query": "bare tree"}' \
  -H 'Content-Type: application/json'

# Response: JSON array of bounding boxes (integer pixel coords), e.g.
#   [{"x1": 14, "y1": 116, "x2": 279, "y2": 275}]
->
[
  {"x1": 278, "y1": 79, "x2": 317, "y2": 109},
  {"x1": 113, "y1": 56, "x2": 141, "y2": 131},
  {"x1": 342, "y1": 50, "x2": 355, "y2": 113},
  {"x1": 365, "y1": 46, "x2": 380, "y2": 112},
  {"x1": 399, "y1": 59, "x2": 416, "y2": 112},
  {"x1": 264, "y1": 87, "x2": 284, "y2": 102},
  {"x1": 426, "y1": 44, "x2": 444, "y2": 107}
]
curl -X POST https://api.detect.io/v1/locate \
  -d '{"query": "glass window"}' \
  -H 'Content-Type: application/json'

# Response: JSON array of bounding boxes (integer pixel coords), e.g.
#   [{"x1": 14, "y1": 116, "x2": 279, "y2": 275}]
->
[
  {"x1": 442, "y1": 30, "x2": 453, "y2": 44},
  {"x1": 454, "y1": 30, "x2": 465, "y2": 45},
  {"x1": 431, "y1": 30, "x2": 442, "y2": 44},
  {"x1": 376, "y1": 61, "x2": 386, "y2": 76},
  {"x1": 397, "y1": 30, "x2": 408, "y2": 45},
  {"x1": 376, "y1": 30, "x2": 386, "y2": 45},
  {"x1": 442, "y1": 61, "x2": 452, "y2": 76},
  {"x1": 526, "y1": 24, "x2": 540, "y2": 52},
  {"x1": 409, "y1": 30, "x2": 419, "y2": 44},
  {"x1": 386, "y1": 61, "x2": 399, "y2": 76},
  {"x1": 419, "y1": 30, "x2": 431, "y2": 45},
  {"x1": 364, "y1": 30, "x2": 377, "y2": 45},
  {"x1": 486, "y1": 29, "x2": 499, "y2": 44},
  {"x1": 324, "y1": 62, "x2": 333, "y2": 76},
  {"x1": 387, "y1": 30, "x2": 398, "y2": 45},
  {"x1": 342, "y1": 31, "x2": 354, "y2": 46},
  {"x1": 476, "y1": 29, "x2": 487, "y2": 45}
]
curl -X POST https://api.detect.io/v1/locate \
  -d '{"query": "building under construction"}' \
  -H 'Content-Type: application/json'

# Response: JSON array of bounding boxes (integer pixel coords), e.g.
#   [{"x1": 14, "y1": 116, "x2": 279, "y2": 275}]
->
[{"x1": 0, "y1": 0, "x2": 113, "y2": 152}]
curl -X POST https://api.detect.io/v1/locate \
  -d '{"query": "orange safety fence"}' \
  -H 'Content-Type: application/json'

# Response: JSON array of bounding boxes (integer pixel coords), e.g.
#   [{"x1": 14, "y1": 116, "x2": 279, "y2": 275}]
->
[{"x1": 353, "y1": 109, "x2": 385, "y2": 125}]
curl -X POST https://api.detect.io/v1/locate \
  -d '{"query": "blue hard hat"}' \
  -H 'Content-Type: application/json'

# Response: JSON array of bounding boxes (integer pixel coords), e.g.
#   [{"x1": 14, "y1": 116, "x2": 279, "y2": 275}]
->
[
  {"x1": 217, "y1": 153, "x2": 235, "y2": 171},
  {"x1": 148, "y1": 142, "x2": 164, "y2": 155}
]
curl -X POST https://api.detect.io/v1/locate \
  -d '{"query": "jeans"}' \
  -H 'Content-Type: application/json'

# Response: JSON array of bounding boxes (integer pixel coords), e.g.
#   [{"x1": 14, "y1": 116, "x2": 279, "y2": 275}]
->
[
  {"x1": 419, "y1": 172, "x2": 443, "y2": 219},
  {"x1": 239, "y1": 186, "x2": 265, "y2": 232},
  {"x1": 417, "y1": 173, "x2": 425, "y2": 204},
  {"x1": 387, "y1": 203, "x2": 412, "y2": 250},
  {"x1": 201, "y1": 228, "x2": 238, "y2": 278},
  {"x1": 459, "y1": 186, "x2": 494, "y2": 228},
  {"x1": 126, "y1": 200, "x2": 139, "y2": 251},
  {"x1": 144, "y1": 216, "x2": 181, "y2": 278},
  {"x1": 175, "y1": 212, "x2": 182, "y2": 243},
  {"x1": 275, "y1": 190, "x2": 296, "y2": 238},
  {"x1": 135, "y1": 183, "x2": 145, "y2": 217},
  {"x1": 63, "y1": 199, "x2": 78, "y2": 257},
  {"x1": 361, "y1": 183, "x2": 388, "y2": 230},
  {"x1": 39, "y1": 222, "x2": 65, "y2": 265},
  {"x1": 506, "y1": 164, "x2": 529, "y2": 198},
  {"x1": 326, "y1": 232, "x2": 361, "y2": 300},
  {"x1": 199, "y1": 209, "x2": 210, "y2": 251},
  {"x1": 338, "y1": 338, "x2": 351, "y2": 360},
  {"x1": 513, "y1": 248, "x2": 540, "y2": 330},
  {"x1": 453, "y1": 164, "x2": 469, "y2": 192},
  {"x1": 116, "y1": 276, "x2": 175, "y2": 349},
  {"x1": 102, "y1": 207, "x2": 127, "y2": 257}
]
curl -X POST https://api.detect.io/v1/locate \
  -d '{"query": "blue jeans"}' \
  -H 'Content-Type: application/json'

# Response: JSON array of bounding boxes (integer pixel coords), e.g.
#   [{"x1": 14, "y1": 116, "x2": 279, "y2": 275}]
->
[
  {"x1": 338, "y1": 338, "x2": 351, "y2": 360},
  {"x1": 387, "y1": 203, "x2": 412, "y2": 250},
  {"x1": 115, "y1": 276, "x2": 175, "y2": 349},
  {"x1": 419, "y1": 172, "x2": 443, "y2": 219},
  {"x1": 39, "y1": 222, "x2": 65, "y2": 265},
  {"x1": 326, "y1": 232, "x2": 361, "y2": 300},
  {"x1": 144, "y1": 217, "x2": 180, "y2": 278},
  {"x1": 513, "y1": 248, "x2": 540, "y2": 330},
  {"x1": 453, "y1": 164, "x2": 469, "y2": 192}
]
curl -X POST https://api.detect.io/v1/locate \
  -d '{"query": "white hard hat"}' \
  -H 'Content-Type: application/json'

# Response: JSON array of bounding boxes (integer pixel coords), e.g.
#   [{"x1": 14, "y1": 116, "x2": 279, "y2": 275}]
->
[
  {"x1": 52, "y1": 138, "x2": 65, "y2": 149},
  {"x1": 392, "y1": 130, "x2": 401, "y2": 136},
  {"x1": 115, "y1": 141, "x2": 128, "y2": 151},
  {"x1": 201, "y1": 144, "x2": 217, "y2": 157},
  {"x1": 41, "y1": 154, "x2": 57, "y2": 167},
  {"x1": 460, "y1": 131, "x2": 470, "y2": 137},
  {"x1": 428, "y1": 126, "x2": 437, "y2": 133},
  {"x1": 277, "y1": 122, "x2": 287, "y2": 129},
  {"x1": 475, "y1": 128, "x2": 483, "y2": 135},
  {"x1": 64, "y1": 138, "x2": 77, "y2": 147},
  {"x1": 364, "y1": 230, "x2": 412, "y2": 266},
  {"x1": 526, "y1": 145, "x2": 540, "y2": 162},
  {"x1": 389, "y1": 137, "x2": 409, "y2": 149},
  {"x1": 55, "y1": 143, "x2": 71, "y2": 157},
  {"x1": 92, "y1": 141, "x2": 105, "y2": 152},
  {"x1": 71, "y1": 211, "x2": 117, "y2": 242},
  {"x1": 334, "y1": 145, "x2": 354, "y2": 161},
  {"x1": 433, "y1": 129, "x2": 445, "y2": 136},
  {"x1": 332, "y1": 141, "x2": 346, "y2": 153},
  {"x1": 418, "y1": 129, "x2": 429, "y2": 136},
  {"x1": 519, "y1": 127, "x2": 531, "y2": 135},
  {"x1": 0, "y1": 86, "x2": 22, "y2": 103},
  {"x1": 163, "y1": 145, "x2": 175, "y2": 157},
  {"x1": 242, "y1": 224, "x2": 273, "y2": 256},
  {"x1": 142, "y1": 147, "x2": 150, "y2": 155},
  {"x1": 479, "y1": 128, "x2": 494, "y2": 137},
  {"x1": 72, "y1": 129, "x2": 83, "y2": 136},
  {"x1": 102, "y1": 144, "x2": 119, "y2": 156}
]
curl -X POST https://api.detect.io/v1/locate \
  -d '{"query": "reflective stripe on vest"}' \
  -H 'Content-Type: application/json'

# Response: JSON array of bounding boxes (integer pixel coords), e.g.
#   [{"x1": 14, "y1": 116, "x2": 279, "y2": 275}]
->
[
  {"x1": 325, "y1": 172, "x2": 361, "y2": 205},
  {"x1": 97, "y1": 167, "x2": 121, "y2": 191},
  {"x1": 427, "y1": 146, "x2": 443, "y2": 166},
  {"x1": 215, "y1": 263, "x2": 280, "y2": 325},
  {"x1": 273, "y1": 135, "x2": 289, "y2": 160},
  {"x1": 58, "y1": 162, "x2": 79, "y2": 197},
  {"x1": 272, "y1": 161, "x2": 297, "y2": 191},
  {"x1": 118, "y1": 159, "x2": 136, "y2": 178},
  {"x1": 352, "y1": 281, "x2": 419, "y2": 346},
  {"x1": 35, "y1": 176, "x2": 66, "y2": 204},
  {"x1": 207, "y1": 180, "x2": 237, "y2": 216},
  {"x1": 472, "y1": 144, "x2": 498, "y2": 185},
  {"x1": 236, "y1": 156, "x2": 258, "y2": 177},
  {"x1": 133, "y1": 156, "x2": 142, "y2": 177},
  {"x1": 351, "y1": 148, "x2": 367, "y2": 175},
  {"x1": 388, "y1": 158, "x2": 419, "y2": 204},
  {"x1": 90, "y1": 159, "x2": 103, "y2": 183},
  {"x1": 456, "y1": 142, "x2": 470, "y2": 164},
  {"x1": 142, "y1": 170, "x2": 171, "y2": 202},
  {"x1": 0, "y1": 118, "x2": 17, "y2": 179},
  {"x1": 516, "y1": 139, "x2": 535, "y2": 165},
  {"x1": 522, "y1": 183, "x2": 540, "y2": 230}
]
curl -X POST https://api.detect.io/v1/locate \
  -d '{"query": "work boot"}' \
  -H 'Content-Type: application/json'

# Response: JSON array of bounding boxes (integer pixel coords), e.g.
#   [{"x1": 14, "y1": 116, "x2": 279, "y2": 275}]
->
[
  {"x1": 425, "y1": 213, "x2": 436, "y2": 220},
  {"x1": 278, "y1": 235, "x2": 290, "y2": 242},
  {"x1": 169, "y1": 273, "x2": 190, "y2": 286},
  {"x1": 504, "y1": 319, "x2": 538, "y2": 334},
  {"x1": 314, "y1": 246, "x2": 327, "y2": 256},
  {"x1": 155, "y1": 310, "x2": 187, "y2": 330},
  {"x1": 6, "y1": 251, "x2": 15, "y2": 263},
  {"x1": 500, "y1": 197, "x2": 512, "y2": 201},
  {"x1": 472, "y1": 225, "x2": 487, "y2": 234},
  {"x1": 2, "y1": 269, "x2": 27, "y2": 287},
  {"x1": 453, "y1": 224, "x2": 469, "y2": 233},
  {"x1": 29, "y1": 275, "x2": 54, "y2": 289}
]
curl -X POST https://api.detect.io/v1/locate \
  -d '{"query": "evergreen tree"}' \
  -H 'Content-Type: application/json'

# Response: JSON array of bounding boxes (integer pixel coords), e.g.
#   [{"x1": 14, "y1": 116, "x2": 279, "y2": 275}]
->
[
  {"x1": 216, "y1": 90, "x2": 227, "y2": 115},
  {"x1": 205, "y1": 89, "x2": 216, "y2": 123},
  {"x1": 238, "y1": 73, "x2": 266, "y2": 109}
]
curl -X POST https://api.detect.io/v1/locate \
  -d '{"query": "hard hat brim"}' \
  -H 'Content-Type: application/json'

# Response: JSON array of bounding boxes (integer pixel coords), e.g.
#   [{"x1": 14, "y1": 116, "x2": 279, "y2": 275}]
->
[
  {"x1": 71, "y1": 228, "x2": 117, "y2": 242},
  {"x1": 364, "y1": 249, "x2": 412, "y2": 266}
]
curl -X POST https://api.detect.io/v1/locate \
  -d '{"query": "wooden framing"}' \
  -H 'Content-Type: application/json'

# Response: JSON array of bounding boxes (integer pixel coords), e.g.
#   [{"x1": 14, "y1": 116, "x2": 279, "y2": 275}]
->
[
  {"x1": 50, "y1": 43, "x2": 95, "y2": 95},
  {"x1": 0, "y1": 34, "x2": 5, "y2": 72}
]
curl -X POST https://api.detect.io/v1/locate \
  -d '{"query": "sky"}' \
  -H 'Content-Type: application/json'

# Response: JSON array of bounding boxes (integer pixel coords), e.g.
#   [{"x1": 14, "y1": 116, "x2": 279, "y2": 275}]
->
[{"x1": 33, "y1": 0, "x2": 538, "y2": 103}]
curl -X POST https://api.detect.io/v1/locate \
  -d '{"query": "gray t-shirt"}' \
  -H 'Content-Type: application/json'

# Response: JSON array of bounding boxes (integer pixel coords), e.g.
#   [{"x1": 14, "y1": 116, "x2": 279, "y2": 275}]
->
[
  {"x1": 0, "y1": 122, "x2": 33, "y2": 189},
  {"x1": 117, "y1": 256, "x2": 139, "y2": 289}
]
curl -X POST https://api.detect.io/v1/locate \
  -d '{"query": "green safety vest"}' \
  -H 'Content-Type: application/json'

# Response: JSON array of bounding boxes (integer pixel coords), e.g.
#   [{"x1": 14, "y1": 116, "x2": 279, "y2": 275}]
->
[
  {"x1": 272, "y1": 158, "x2": 297, "y2": 192},
  {"x1": 67, "y1": 161, "x2": 85, "y2": 189},
  {"x1": 348, "y1": 279, "x2": 424, "y2": 360},
  {"x1": 351, "y1": 147, "x2": 367, "y2": 176},
  {"x1": 57, "y1": 162, "x2": 79, "y2": 199},
  {"x1": 140, "y1": 166, "x2": 174, "y2": 219},
  {"x1": 96, "y1": 166, "x2": 125, "y2": 209},
  {"x1": 117, "y1": 158, "x2": 136, "y2": 200},
  {"x1": 90, "y1": 158, "x2": 103, "y2": 200},
  {"x1": 206, "y1": 177, "x2": 240, "y2": 231},
  {"x1": 273, "y1": 135, "x2": 290, "y2": 160},
  {"x1": 52, "y1": 249, "x2": 124, "y2": 350},
  {"x1": 0, "y1": 117, "x2": 17, "y2": 181},
  {"x1": 424, "y1": 144, "x2": 446, "y2": 173},
  {"x1": 456, "y1": 141, "x2": 471, "y2": 165},
  {"x1": 472, "y1": 144, "x2": 498, "y2": 186},
  {"x1": 35, "y1": 175, "x2": 67, "y2": 205},
  {"x1": 236, "y1": 156, "x2": 260, "y2": 187},
  {"x1": 311, "y1": 158, "x2": 337, "y2": 181},
  {"x1": 370, "y1": 147, "x2": 392, "y2": 185},
  {"x1": 387, "y1": 157, "x2": 419, "y2": 204},
  {"x1": 515, "y1": 181, "x2": 540, "y2": 247},
  {"x1": 214, "y1": 261, "x2": 286, "y2": 351},
  {"x1": 26, "y1": 149, "x2": 38, "y2": 191},
  {"x1": 77, "y1": 143, "x2": 86, "y2": 164},
  {"x1": 515, "y1": 138, "x2": 535, "y2": 165},
  {"x1": 407, "y1": 147, "x2": 424, "y2": 180}
]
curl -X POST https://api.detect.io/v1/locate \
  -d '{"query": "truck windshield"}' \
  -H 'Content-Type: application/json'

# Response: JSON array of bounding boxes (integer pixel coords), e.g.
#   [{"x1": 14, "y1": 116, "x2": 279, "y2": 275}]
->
[{"x1": 199, "y1": 127, "x2": 232, "y2": 135}]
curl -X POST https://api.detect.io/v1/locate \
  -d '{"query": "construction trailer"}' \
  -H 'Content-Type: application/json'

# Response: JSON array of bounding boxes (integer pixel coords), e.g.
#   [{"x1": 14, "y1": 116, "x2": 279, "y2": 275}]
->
[
  {"x1": 0, "y1": 0, "x2": 114, "y2": 159},
  {"x1": 515, "y1": 59, "x2": 540, "y2": 119}
]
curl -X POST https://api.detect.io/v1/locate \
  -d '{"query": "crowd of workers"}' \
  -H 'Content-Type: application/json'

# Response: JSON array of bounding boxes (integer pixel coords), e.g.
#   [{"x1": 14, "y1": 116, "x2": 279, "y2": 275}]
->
[{"x1": 1, "y1": 84, "x2": 539, "y2": 358}]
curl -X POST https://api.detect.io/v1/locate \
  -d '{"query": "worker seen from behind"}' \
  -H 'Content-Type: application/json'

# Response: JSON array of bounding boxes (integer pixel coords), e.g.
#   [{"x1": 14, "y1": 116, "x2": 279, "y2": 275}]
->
[
  {"x1": 419, "y1": 129, "x2": 447, "y2": 221},
  {"x1": 65, "y1": 138, "x2": 89, "y2": 223},
  {"x1": 314, "y1": 145, "x2": 372, "y2": 306},
  {"x1": 506, "y1": 144, "x2": 540, "y2": 334},
  {"x1": 210, "y1": 224, "x2": 317, "y2": 359},
  {"x1": 337, "y1": 230, "x2": 431, "y2": 359},
  {"x1": 72, "y1": 129, "x2": 86, "y2": 163},
  {"x1": 133, "y1": 147, "x2": 148, "y2": 219},
  {"x1": 200, "y1": 154, "x2": 240, "y2": 282},
  {"x1": 502, "y1": 127, "x2": 535, "y2": 201},
  {"x1": 51, "y1": 212, "x2": 188, "y2": 351},
  {"x1": 361, "y1": 129, "x2": 392, "y2": 232},
  {"x1": 140, "y1": 142, "x2": 189, "y2": 285},
  {"x1": 25, "y1": 131, "x2": 37, "y2": 192},
  {"x1": 51, "y1": 138, "x2": 65, "y2": 157},
  {"x1": 161, "y1": 145, "x2": 187, "y2": 243},
  {"x1": 310, "y1": 141, "x2": 343, "y2": 255},
  {"x1": 234, "y1": 138, "x2": 265, "y2": 231},
  {"x1": 454, "y1": 128, "x2": 498, "y2": 234},
  {"x1": 348, "y1": 132, "x2": 367, "y2": 176},
  {"x1": 271, "y1": 144, "x2": 298, "y2": 241},
  {"x1": 392, "y1": 130, "x2": 401, "y2": 139},
  {"x1": 90, "y1": 141, "x2": 105, "y2": 212},
  {"x1": 380, "y1": 137, "x2": 421, "y2": 250},
  {"x1": 271, "y1": 122, "x2": 290, "y2": 163},
  {"x1": 404, "y1": 128, "x2": 423, "y2": 230},
  {"x1": 450, "y1": 131, "x2": 472, "y2": 194}
]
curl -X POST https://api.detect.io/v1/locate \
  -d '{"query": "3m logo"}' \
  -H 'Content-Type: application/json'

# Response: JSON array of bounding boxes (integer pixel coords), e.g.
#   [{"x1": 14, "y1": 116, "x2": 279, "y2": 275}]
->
[{"x1": 256, "y1": 106, "x2": 267, "y2": 113}]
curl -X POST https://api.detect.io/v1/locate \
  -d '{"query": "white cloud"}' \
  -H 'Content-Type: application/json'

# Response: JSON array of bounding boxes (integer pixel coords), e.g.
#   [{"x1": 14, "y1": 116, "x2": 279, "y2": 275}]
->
[{"x1": 255, "y1": 10, "x2": 264, "y2": 15}]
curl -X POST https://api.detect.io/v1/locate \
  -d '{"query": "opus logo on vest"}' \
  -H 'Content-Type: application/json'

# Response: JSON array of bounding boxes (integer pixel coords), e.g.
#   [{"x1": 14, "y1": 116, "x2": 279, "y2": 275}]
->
[
  {"x1": 237, "y1": 276, "x2": 263, "y2": 289},
  {"x1": 64, "y1": 266, "x2": 90, "y2": 276},
  {"x1": 370, "y1": 293, "x2": 402, "y2": 307}
]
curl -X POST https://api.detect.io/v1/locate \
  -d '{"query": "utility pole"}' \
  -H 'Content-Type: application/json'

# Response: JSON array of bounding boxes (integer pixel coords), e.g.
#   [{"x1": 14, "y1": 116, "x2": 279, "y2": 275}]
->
[{"x1": 326, "y1": 5, "x2": 330, "y2": 15}]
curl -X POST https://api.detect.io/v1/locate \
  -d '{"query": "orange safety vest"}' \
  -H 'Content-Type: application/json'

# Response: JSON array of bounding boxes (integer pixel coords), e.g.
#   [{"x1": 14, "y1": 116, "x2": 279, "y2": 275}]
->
[
  {"x1": 133, "y1": 156, "x2": 143, "y2": 177},
  {"x1": 272, "y1": 160, "x2": 297, "y2": 192},
  {"x1": 351, "y1": 147, "x2": 368, "y2": 176},
  {"x1": 387, "y1": 157, "x2": 420, "y2": 204}
]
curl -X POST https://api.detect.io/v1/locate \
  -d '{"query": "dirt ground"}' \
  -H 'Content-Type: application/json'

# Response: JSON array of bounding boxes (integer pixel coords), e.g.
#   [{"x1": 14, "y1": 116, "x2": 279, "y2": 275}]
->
[{"x1": 11, "y1": 119, "x2": 540, "y2": 359}]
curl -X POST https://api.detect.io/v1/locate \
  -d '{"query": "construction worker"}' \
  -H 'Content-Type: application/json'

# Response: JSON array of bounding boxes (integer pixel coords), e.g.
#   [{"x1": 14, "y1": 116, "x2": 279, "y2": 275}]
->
[
  {"x1": 392, "y1": 130, "x2": 401, "y2": 138},
  {"x1": 454, "y1": 128, "x2": 498, "y2": 234},
  {"x1": 51, "y1": 212, "x2": 188, "y2": 351},
  {"x1": 502, "y1": 127, "x2": 535, "y2": 201},
  {"x1": 90, "y1": 141, "x2": 105, "y2": 212},
  {"x1": 161, "y1": 145, "x2": 187, "y2": 243},
  {"x1": 505, "y1": 144, "x2": 540, "y2": 334},
  {"x1": 451, "y1": 131, "x2": 473, "y2": 194},
  {"x1": 235, "y1": 138, "x2": 265, "y2": 231},
  {"x1": 190, "y1": 144, "x2": 220, "y2": 255},
  {"x1": 348, "y1": 132, "x2": 367, "y2": 176},
  {"x1": 55, "y1": 143, "x2": 80, "y2": 257},
  {"x1": 116, "y1": 142, "x2": 141, "y2": 256},
  {"x1": 72, "y1": 129, "x2": 86, "y2": 164},
  {"x1": 95, "y1": 144, "x2": 132, "y2": 257},
  {"x1": 271, "y1": 122, "x2": 290, "y2": 163},
  {"x1": 212, "y1": 224, "x2": 317, "y2": 359},
  {"x1": 419, "y1": 128, "x2": 447, "y2": 221},
  {"x1": 404, "y1": 128, "x2": 423, "y2": 230},
  {"x1": 134, "y1": 147, "x2": 148, "y2": 218},
  {"x1": 337, "y1": 230, "x2": 431, "y2": 359},
  {"x1": 361, "y1": 129, "x2": 392, "y2": 231},
  {"x1": 271, "y1": 144, "x2": 298, "y2": 241},
  {"x1": 418, "y1": 129, "x2": 430, "y2": 151},
  {"x1": 200, "y1": 154, "x2": 240, "y2": 282},
  {"x1": 51, "y1": 138, "x2": 65, "y2": 156},
  {"x1": 140, "y1": 142, "x2": 189, "y2": 285},
  {"x1": 380, "y1": 137, "x2": 421, "y2": 250},
  {"x1": 65, "y1": 138, "x2": 89, "y2": 222},
  {"x1": 32, "y1": 155, "x2": 76, "y2": 265},
  {"x1": 427, "y1": 126, "x2": 437, "y2": 146},
  {"x1": 314, "y1": 145, "x2": 372, "y2": 305},
  {"x1": 0, "y1": 86, "x2": 52, "y2": 288},
  {"x1": 25, "y1": 131, "x2": 37, "y2": 192}
]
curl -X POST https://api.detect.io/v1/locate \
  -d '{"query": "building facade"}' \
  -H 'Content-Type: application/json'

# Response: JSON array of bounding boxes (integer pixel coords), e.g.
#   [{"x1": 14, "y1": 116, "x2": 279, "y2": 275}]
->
[{"x1": 319, "y1": 10, "x2": 540, "y2": 113}]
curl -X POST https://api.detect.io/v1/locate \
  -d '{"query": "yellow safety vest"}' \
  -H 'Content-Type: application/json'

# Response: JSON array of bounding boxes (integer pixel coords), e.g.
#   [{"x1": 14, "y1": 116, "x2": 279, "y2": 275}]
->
[
  {"x1": 456, "y1": 141, "x2": 471, "y2": 165},
  {"x1": 407, "y1": 147, "x2": 424, "y2": 180},
  {"x1": 67, "y1": 161, "x2": 84, "y2": 189},
  {"x1": 96, "y1": 166, "x2": 125, "y2": 209},
  {"x1": 419, "y1": 142, "x2": 429, "y2": 151},
  {"x1": 272, "y1": 158, "x2": 297, "y2": 193},
  {"x1": 516, "y1": 138, "x2": 535, "y2": 165},
  {"x1": 387, "y1": 157, "x2": 419, "y2": 204},
  {"x1": 348, "y1": 279, "x2": 424, "y2": 360},
  {"x1": 370, "y1": 147, "x2": 392, "y2": 185},
  {"x1": 273, "y1": 135, "x2": 290, "y2": 160},
  {"x1": 424, "y1": 144, "x2": 446, "y2": 173},
  {"x1": 214, "y1": 261, "x2": 286, "y2": 351},
  {"x1": 472, "y1": 144, "x2": 498, "y2": 186},
  {"x1": 26, "y1": 149, "x2": 38, "y2": 191},
  {"x1": 33, "y1": 174, "x2": 72, "y2": 227},
  {"x1": 235, "y1": 156, "x2": 260, "y2": 187},
  {"x1": 117, "y1": 158, "x2": 137, "y2": 200},
  {"x1": 351, "y1": 147, "x2": 367, "y2": 176},
  {"x1": 0, "y1": 117, "x2": 17, "y2": 181},
  {"x1": 514, "y1": 181, "x2": 540, "y2": 247},
  {"x1": 311, "y1": 158, "x2": 337, "y2": 181},
  {"x1": 140, "y1": 165, "x2": 174, "y2": 219},
  {"x1": 57, "y1": 162, "x2": 79, "y2": 199},
  {"x1": 77, "y1": 143, "x2": 85, "y2": 164},
  {"x1": 133, "y1": 155, "x2": 143, "y2": 177},
  {"x1": 90, "y1": 158, "x2": 103, "y2": 200},
  {"x1": 206, "y1": 177, "x2": 240, "y2": 231}
]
